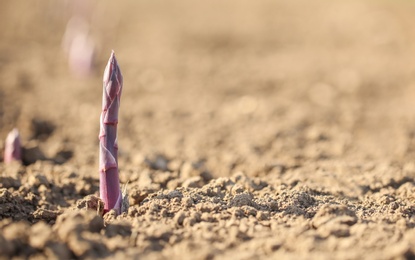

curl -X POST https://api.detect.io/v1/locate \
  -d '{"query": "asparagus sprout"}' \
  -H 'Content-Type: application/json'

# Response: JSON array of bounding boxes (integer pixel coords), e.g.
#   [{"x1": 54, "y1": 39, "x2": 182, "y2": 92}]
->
[
  {"x1": 99, "y1": 51, "x2": 123, "y2": 214},
  {"x1": 4, "y1": 128, "x2": 22, "y2": 164}
]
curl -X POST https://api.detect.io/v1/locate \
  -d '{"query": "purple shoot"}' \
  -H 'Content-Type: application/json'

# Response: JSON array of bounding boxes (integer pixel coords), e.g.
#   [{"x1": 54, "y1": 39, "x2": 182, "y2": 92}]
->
[
  {"x1": 4, "y1": 128, "x2": 22, "y2": 164},
  {"x1": 68, "y1": 31, "x2": 95, "y2": 78},
  {"x1": 99, "y1": 51, "x2": 123, "y2": 214}
]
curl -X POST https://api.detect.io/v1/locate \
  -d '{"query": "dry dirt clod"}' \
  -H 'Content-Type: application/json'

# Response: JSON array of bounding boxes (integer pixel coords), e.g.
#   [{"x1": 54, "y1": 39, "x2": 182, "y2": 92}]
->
[
  {"x1": 229, "y1": 192, "x2": 255, "y2": 208},
  {"x1": 54, "y1": 210, "x2": 104, "y2": 239},
  {"x1": 105, "y1": 220, "x2": 132, "y2": 238},
  {"x1": 29, "y1": 221, "x2": 53, "y2": 249},
  {"x1": 182, "y1": 176, "x2": 204, "y2": 188},
  {"x1": 32, "y1": 208, "x2": 62, "y2": 222},
  {"x1": 76, "y1": 195, "x2": 105, "y2": 216},
  {"x1": 0, "y1": 233, "x2": 14, "y2": 257},
  {"x1": 103, "y1": 209, "x2": 118, "y2": 224},
  {"x1": 174, "y1": 211, "x2": 186, "y2": 226}
]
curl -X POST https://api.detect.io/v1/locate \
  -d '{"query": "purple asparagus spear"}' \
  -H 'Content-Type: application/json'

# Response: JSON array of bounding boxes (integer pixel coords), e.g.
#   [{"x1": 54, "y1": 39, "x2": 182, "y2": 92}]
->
[
  {"x1": 99, "y1": 51, "x2": 123, "y2": 214},
  {"x1": 4, "y1": 128, "x2": 22, "y2": 164}
]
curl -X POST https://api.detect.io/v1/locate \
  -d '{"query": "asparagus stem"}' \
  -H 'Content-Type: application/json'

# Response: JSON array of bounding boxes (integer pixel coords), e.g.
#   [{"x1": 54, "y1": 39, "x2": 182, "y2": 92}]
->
[{"x1": 99, "y1": 51, "x2": 123, "y2": 214}]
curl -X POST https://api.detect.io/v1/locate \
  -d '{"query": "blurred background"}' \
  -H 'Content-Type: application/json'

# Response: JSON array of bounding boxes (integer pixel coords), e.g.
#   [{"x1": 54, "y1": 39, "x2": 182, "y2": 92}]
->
[{"x1": 1, "y1": 0, "x2": 415, "y2": 178}]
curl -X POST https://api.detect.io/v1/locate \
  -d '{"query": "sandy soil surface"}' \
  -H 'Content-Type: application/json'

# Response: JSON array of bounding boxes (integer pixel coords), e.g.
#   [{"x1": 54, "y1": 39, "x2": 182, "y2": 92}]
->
[{"x1": 2, "y1": 0, "x2": 415, "y2": 259}]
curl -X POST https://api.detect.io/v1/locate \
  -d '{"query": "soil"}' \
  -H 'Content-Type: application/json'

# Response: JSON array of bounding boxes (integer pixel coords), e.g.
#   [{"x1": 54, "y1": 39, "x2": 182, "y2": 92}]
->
[{"x1": 2, "y1": 0, "x2": 415, "y2": 259}]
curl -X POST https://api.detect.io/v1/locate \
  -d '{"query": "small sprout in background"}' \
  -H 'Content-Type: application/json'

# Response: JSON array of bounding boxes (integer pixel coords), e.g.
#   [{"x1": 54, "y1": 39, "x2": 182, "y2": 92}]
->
[
  {"x1": 99, "y1": 51, "x2": 125, "y2": 215},
  {"x1": 62, "y1": 16, "x2": 96, "y2": 78},
  {"x1": 68, "y1": 31, "x2": 95, "y2": 78},
  {"x1": 4, "y1": 128, "x2": 22, "y2": 164}
]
